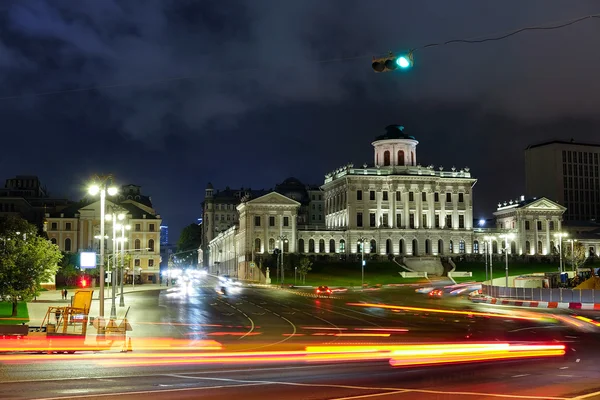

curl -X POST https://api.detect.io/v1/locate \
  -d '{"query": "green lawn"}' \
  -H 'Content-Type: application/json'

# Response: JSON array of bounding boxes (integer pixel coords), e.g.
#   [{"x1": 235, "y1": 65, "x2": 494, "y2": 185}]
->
[
  {"x1": 452, "y1": 260, "x2": 559, "y2": 283},
  {"x1": 294, "y1": 261, "x2": 427, "y2": 287},
  {"x1": 0, "y1": 301, "x2": 30, "y2": 325}
]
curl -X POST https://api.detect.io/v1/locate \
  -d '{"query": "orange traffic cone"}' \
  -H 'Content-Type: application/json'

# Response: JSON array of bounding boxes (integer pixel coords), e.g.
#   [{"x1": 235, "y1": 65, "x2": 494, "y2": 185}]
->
[{"x1": 127, "y1": 337, "x2": 133, "y2": 352}]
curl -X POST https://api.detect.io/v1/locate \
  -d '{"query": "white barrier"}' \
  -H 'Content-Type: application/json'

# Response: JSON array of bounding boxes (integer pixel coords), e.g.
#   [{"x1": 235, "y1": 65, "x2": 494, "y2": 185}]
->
[
  {"x1": 399, "y1": 271, "x2": 428, "y2": 278},
  {"x1": 448, "y1": 271, "x2": 472, "y2": 278}
]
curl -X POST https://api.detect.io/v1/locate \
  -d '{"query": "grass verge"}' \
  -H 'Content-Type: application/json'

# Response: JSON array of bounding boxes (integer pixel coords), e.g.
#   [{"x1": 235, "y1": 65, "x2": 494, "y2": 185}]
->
[
  {"x1": 452, "y1": 260, "x2": 559, "y2": 283},
  {"x1": 0, "y1": 301, "x2": 30, "y2": 325}
]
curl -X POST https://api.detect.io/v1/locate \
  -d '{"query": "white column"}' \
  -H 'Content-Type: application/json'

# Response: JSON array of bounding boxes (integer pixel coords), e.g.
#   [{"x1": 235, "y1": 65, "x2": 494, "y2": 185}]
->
[
  {"x1": 440, "y1": 193, "x2": 446, "y2": 228},
  {"x1": 291, "y1": 214, "x2": 297, "y2": 252},
  {"x1": 428, "y1": 191, "x2": 435, "y2": 229},
  {"x1": 415, "y1": 190, "x2": 421, "y2": 229},
  {"x1": 545, "y1": 218, "x2": 551, "y2": 255},
  {"x1": 465, "y1": 191, "x2": 473, "y2": 229},
  {"x1": 452, "y1": 191, "x2": 459, "y2": 230},
  {"x1": 263, "y1": 213, "x2": 268, "y2": 253},
  {"x1": 534, "y1": 218, "x2": 539, "y2": 254},
  {"x1": 391, "y1": 186, "x2": 396, "y2": 228},
  {"x1": 403, "y1": 189, "x2": 409, "y2": 229},
  {"x1": 376, "y1": 190, "x2": 382, "y2": 227}
]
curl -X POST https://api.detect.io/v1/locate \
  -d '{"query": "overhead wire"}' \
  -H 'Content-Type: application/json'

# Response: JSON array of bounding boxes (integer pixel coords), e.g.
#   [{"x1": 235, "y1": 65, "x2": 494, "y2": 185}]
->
[{"x1": 0, "y1": 12, "x2": 599, "y2": 101}]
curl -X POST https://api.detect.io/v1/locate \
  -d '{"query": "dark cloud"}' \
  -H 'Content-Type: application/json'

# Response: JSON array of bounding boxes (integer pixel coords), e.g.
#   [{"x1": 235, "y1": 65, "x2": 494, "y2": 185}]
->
[{"x1": 0, "y1": 0, "x2": 599, "y2": 237}]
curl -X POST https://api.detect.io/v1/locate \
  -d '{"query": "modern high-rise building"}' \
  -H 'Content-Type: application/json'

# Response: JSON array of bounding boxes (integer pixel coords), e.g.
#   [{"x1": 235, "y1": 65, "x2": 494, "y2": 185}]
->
[
  {"x1": 160, "y1": 224, "x2": 169, "y2": 245},
  {"x1": 525, "y1": 140, "x2": 600, "y2": 222}
]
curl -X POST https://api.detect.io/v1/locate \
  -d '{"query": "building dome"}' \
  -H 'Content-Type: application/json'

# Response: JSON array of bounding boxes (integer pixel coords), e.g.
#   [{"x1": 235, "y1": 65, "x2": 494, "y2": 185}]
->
[
  {"x1": 372, "y1": 125, "x2": 419, "y2": 168},
  {"x1": 375, "y1": 125, "x2": 416, "y2": 141}
]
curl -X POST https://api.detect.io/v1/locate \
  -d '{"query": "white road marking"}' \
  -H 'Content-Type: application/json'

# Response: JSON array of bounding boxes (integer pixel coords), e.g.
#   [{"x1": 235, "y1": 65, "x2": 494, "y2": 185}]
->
[
  {"x1": 329, "y1": 390, "x2": 409, "y2": 400},
  {"x1": 512, "y1": 374, "x2": 530, "y2": 378}
]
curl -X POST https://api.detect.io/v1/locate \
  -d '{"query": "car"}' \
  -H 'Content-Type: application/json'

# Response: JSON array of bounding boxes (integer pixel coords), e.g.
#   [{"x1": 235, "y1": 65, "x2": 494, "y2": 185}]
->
[
  {"x1": 316, "y1": 286, "x2": 332, "y2": 297},
  {"x1": 428, "y1": 289, "x2": 443, "y2": 298}
]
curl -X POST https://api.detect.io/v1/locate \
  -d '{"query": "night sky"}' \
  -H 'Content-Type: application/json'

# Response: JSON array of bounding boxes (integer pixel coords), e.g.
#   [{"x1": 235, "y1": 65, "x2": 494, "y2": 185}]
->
[{"x1": 1, "y1": 1, "x2": 599, "y2": 241}]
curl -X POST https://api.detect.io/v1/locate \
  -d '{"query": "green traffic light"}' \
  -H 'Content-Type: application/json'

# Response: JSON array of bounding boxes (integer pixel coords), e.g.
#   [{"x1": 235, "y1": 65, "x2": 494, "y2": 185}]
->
[{"x1": 396, "y1": 56, "x2": 411, "y2": 69}]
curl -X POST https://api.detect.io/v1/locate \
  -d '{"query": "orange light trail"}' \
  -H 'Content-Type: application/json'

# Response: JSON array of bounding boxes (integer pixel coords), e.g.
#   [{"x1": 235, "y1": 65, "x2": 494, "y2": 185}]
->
[{"x1": 346, "y1": 302, "x2": 547, "y2": 321}]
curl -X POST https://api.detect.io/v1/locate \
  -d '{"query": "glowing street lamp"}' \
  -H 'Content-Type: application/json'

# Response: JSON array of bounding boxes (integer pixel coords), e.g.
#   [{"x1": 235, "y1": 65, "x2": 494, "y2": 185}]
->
[
  {"x1": 88, "y1": 175, "x2": 118, "y2": 320},
  {"x1": 357, "y1": 237, "x2": 368, "y2": 289},
  {"x1": 554, "y1": 232, "x2": 568, "y2": 273},
  {"x1": 483, "y1": 235, "x2": 496, "y2": 283},
  {"x1": 277, "y1": 235, "x2": 288, "y2": 286},
  {"x1": 499, "y1": 233, "x2": 515, "y2": 287}
]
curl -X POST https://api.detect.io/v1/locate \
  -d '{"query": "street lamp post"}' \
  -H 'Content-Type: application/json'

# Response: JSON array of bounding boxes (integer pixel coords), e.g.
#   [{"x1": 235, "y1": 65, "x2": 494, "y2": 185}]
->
[
  {"x1": 554, "y1": 232, "x2": 568, "y2": 273},
  {"x1": 499, "y1": 233, "x2": 515, "y2": 287},
  {"x1": 278, "y1": 235, "x2": 288, "y2": 286},
  {"x1": 484, "y1": 240, "x2": 488, "y2": 283},
  {"x1": 119, "y1": 222, "x2": 130, "y2": 307},
  {"x1": 484, "y1": 236, "x2": 495, "y2": 284},
  {"x1": 88, "y1": 176, "x2": 118, "y2": 319},
  {"x1": 357, "y1": 237, "x2": 367, "y2": 289}
]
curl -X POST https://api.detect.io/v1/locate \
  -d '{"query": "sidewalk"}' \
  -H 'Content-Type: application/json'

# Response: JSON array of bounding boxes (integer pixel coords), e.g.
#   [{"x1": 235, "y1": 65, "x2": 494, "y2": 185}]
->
[
  {"x1": 27, "y1": 284, "x2": 166, "y2": 327},
  {"x1": 471, "y1": 295, "x2": 600, "y2": 310}
]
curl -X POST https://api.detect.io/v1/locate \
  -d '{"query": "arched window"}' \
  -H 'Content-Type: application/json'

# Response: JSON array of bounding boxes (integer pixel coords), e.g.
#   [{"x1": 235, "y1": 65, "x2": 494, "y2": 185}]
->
[
  {"x1": 319, "y1": 239, "x2": 325, "y2": 253},
  {"x1": 376, "y1": 153, "x2": 379, "y2": 165},
  {"x1": 438, "y1": 239, "x2": 444, "y2": 255},
  {"x1": 525, "y1": 241, "x2": 531, "y2": 254},
  {"x1": 449, "y1": 240, "x2": 454, "y2": 253},
  {"x1": 398, "y1": 150, "x2": 405, "y2": 166},
  {"x1": 412, "y1": 239, "x2": 418, "y2": 255},
  {"x1": 411, "y1": 152, "x2": 415, "y2": 165},
  {"x1": 459, "y1": 240, "x2": 465, "y2": 254},
  {"x1": 537, "y1": 240, "x2": 543, "y2": 254},
  {"x1": 357, "y1": 242, "x2": 363, "y2": 254},
  {"x1": 50, "y1": 237, "x2": 57, "y2": 245},
  {"x1": 134, "y1": 239, "x2": 141, "y2": 250},
  {"x1": 329, "y1": 239, "x2": 335, "y2": 253},
  {"x1": 492, "y1": 240, "x2": 498, "y2": 254},
  {"x1": 283, "y1": 240, "x2": 289, "y2": 252},
  {"x1": 370, "y1": 239, "x2": 377, "y2": 253},
  {"x1": 269, "y1": 238, "x2": 275, "y2": 252},
  {"x1": 383, "y1": 151, "x2": 391, "y2": 166},
  {"x1": 64, "y1": 238, "x2": 72, "y2": 252},
  {"x1": 254, "y1": 238, "x2": 261, "y2": 252},
  {"x1": 425, "y1": 239, "x2": 431, "y2": 255},
  {"x1": 298, "y1": 239, "x2": 305, "y2": 253},
  {"x1": 148, "y1": 239, "x2": 155, "y2": 252},
  {"x1": 550, "y1": 240, "x2": 555, "y2": 254},
  {"x1": 399, "y1": 239, "x2": 405, "y2": 254},
  {"x1": 339, "y1": 239, "x2": 345, "y2": 253},
  {"x1": 386, "y1": 239, "x2": 392, "y2": 254},
  {"x1": 511, "y1": 241, "x2": 517, "y2": 254},
  {"x1": 309, "y1": 239, "x2": 315, "y2": 253},
  {"x1": 473, "y1": 240, "x2": 479, "y2": 254}
]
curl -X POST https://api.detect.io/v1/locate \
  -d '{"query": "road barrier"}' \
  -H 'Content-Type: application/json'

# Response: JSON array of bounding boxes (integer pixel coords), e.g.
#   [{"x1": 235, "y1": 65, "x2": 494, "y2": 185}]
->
[{"x1": 482, "y1": 284, "x2": 599, "y2": 303}]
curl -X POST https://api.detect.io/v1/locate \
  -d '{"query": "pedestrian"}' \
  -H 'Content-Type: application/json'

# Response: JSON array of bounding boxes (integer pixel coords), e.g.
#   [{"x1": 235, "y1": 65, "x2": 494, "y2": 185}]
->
[
  {"x1": 61, "y1": 289, "x2": 64, "y2": 300},
  {"x1": 64, "y1": 289, "x2": 68, "y2": 300}
]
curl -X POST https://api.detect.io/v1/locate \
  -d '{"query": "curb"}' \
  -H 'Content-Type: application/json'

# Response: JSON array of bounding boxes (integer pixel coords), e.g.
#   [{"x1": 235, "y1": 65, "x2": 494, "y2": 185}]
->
[{"x1": 471, "y1": 296, "x2": 600, "y2": 310}]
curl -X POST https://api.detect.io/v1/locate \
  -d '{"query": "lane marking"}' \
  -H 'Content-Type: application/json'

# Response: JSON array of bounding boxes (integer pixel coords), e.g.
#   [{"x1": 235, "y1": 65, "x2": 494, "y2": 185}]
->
[
  {"x1": 322, "y1": 390, "x2": 409, "y2": 400},
  {"x1": 0, "y1": 363, "x2": 351, "y2": 385},
  {"x1": 572, "y1": 389, "x2": 600, "y2": 399},
  {"x1": 163, "y1": 375, "x2": 571, "y2": 400},
  {"x1": 34, "y1": 382, "x2": 274, "y2": 400},
  {"x1": 512, "y1": 374, "x2": 530, "y2": 378}
]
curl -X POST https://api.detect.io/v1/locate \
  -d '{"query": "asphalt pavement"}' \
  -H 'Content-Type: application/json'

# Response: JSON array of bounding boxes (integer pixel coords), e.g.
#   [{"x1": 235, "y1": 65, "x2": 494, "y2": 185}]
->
[{"x1": 1, "y1": 276, "x2": 600, "y2": 399}]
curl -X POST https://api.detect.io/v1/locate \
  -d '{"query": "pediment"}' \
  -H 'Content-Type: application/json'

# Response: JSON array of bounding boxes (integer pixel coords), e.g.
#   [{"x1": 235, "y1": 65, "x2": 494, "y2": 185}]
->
[
  {"x1": 246, "y1": 192, "x2": 301, "y2": 207},
  {"x1": 523, "y1": 197, "x2": 565, "y2": 211}
]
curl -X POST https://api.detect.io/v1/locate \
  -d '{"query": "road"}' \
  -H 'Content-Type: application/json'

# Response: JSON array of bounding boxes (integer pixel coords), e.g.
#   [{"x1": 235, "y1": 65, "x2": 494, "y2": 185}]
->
[{"x1": 1, "y1": 276, "x2": 600, "y2": 399}]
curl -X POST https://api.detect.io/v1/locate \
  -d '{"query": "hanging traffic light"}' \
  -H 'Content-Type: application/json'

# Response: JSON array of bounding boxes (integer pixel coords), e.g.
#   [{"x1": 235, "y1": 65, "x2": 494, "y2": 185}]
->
[{"x1": 372, "y1": 52, "x2": 413, "y2": 73}]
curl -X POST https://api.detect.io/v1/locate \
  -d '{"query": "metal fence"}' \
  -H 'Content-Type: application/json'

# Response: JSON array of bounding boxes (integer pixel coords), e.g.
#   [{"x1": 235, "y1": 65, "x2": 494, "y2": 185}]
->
[{"x1": 482, "y1": 284, "x2": 599, "y2": 303}]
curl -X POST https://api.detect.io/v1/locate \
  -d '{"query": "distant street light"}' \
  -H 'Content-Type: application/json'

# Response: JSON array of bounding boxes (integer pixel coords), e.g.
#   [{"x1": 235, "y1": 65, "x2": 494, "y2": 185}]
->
[
  {"x1": 277, "y1": 235, "x2": 288, "y2": 286},
  {"x1": 357, "y1": 237, "x2": 368, "y2": 289},
  {"x1": 483, "y1": 235, "x2": 495, "y2": 283},
  {"x1": 88, "y1": 175, "x2": 118, "y2": 320},
  {"x1": 499, "y1": 233, "x2": 515, "y2": 287},
  {"x1": 554, "y1": 232, "x2": 568, "y2": 273}
]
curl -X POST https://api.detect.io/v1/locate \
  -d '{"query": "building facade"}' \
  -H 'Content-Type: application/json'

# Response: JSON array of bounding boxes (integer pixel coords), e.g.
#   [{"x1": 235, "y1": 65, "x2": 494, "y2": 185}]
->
[
  {"x1": 525, "y1": 140, "x2": 600, "y2": 222},
  {"x1": 45, "y1": 184, "x2": 162, "y2": 284},
  {"x1": 207, "y1": 125, "x2": 482, "y2": 275},
  {"x1": 0, "y1": 175, "x2": 72, "y2": 231}
]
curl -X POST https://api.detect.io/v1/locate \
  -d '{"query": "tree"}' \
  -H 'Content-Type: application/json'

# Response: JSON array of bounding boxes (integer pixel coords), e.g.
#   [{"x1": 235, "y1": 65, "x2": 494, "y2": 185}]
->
[
  {"x1": 0, "y1": 216, "x2": 62, "y2": 316},
  {"x1": 57, "y1": 252, "x2": 79, "y2": 287},
  {"x1": 565, "y1": 241, "x2": 587, "y2": 271},
  {"x1": 297, "y1": 256, "x2": 313, "y2": 284},
  {"x1": 177, "y1": 223, "x2": 202, "y2": 266}
]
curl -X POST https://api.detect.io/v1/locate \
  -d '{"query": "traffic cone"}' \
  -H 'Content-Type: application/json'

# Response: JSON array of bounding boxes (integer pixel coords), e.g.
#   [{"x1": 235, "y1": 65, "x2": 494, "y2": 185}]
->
[{"x1": 127, "y1": 337, "x2": 133, "y2": 352}]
